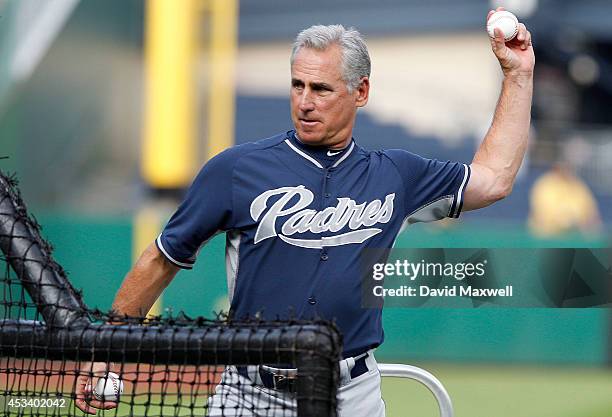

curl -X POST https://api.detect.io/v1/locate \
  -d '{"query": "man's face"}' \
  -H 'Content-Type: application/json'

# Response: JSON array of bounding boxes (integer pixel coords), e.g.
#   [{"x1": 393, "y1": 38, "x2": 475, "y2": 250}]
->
[{"x1": 290, "y1": 45, "x2": 369, "y2": 148}]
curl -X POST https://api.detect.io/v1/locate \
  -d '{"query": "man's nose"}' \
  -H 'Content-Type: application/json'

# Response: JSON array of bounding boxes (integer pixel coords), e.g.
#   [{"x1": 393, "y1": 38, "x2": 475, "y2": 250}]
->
[{"x1": 299, "y1": 90, "x2": 315, "y2": 112}]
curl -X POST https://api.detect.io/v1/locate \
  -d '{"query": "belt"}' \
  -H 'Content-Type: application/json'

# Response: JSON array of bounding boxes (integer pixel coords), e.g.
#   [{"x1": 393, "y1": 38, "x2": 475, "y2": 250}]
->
[{"x1": 236, "y1": 353, "x2": 370, "y2": 393}]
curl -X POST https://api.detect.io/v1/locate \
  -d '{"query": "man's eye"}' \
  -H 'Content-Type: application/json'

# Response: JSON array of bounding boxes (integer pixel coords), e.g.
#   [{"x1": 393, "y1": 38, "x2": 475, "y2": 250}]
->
[{"x1": 314, "y1": 85, "x2": 332, "y2": 93}]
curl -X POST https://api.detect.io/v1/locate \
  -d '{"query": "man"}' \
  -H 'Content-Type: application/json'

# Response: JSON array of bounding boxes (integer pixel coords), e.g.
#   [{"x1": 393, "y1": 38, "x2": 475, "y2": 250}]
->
[
  {"x1": 76, "y1": 8, "x2": 534, "y2": 416},
  {"x1": 528, "y1": 160, "x2": 601, "y2": 237}
]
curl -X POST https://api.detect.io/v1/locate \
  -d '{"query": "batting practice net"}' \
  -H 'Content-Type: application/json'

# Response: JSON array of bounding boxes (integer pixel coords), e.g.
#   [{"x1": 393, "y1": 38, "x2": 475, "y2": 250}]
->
[{"x1": 0, "y1": 171, "x2": 341, "y2": 417}]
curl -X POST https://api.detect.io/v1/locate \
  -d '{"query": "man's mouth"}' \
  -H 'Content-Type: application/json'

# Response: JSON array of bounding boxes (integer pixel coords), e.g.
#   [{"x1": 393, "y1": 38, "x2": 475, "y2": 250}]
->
[{"x1": 299, "y1": 119, "x2": 320, "y2": 127}]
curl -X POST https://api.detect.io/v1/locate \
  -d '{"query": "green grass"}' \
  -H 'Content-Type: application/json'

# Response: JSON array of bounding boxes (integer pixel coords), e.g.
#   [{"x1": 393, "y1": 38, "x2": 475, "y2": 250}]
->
[
  {"x1": 4, "y1": 364, "x2": 611, "y2": 416},
  {"x1": 382, "y1": 363, "x2": 612, "y2": 417},
  {"x1": 108, "y1": 395, "x2": 208, "y2": 416}
]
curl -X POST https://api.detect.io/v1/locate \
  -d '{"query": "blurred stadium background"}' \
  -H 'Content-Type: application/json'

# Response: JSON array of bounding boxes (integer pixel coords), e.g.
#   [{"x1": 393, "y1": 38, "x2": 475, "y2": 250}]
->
[{"x1": 0, "y1": 0, "x2": 611, "y2": 416}]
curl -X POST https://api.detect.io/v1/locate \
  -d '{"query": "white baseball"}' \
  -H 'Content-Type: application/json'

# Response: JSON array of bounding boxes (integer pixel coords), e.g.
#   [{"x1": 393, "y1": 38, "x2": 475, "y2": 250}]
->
[
  {"x1": 93, "y1": 372, "x2": 124, "y2": 402},
  {"x1": 487, "y1": 10, "x2": 519, "y2": 41}
]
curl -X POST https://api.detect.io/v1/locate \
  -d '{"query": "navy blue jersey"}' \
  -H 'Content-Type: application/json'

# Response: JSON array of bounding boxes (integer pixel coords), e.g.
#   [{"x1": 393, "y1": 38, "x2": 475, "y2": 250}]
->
[{"x1": 156, "y1": 131, "x2": 470, "y2": 357}]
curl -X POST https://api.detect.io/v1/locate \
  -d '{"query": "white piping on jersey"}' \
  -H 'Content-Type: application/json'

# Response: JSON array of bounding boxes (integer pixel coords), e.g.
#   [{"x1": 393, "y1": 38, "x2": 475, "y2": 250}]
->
[
  {"x1": 452, "y1": 164, "x2": 470, "y2": 217},
  {"x1": 284, "y1": 139, "x2": 355, "y2": 169},
  {"x1": 156, "y1": 235, "x2": 194, "y2": 268},
  {"x1": 331, "y1": 142, "x2": 355, "y2": 168},
  {"x1": 284, "y1": 139, "x2": 324, "y2": 168}
]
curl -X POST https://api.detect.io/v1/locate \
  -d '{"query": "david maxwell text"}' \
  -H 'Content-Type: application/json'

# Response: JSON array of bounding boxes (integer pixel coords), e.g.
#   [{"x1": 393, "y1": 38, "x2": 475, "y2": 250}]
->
[{"x1": 373, "y1": 285, "x2": 514, "y2": 297}]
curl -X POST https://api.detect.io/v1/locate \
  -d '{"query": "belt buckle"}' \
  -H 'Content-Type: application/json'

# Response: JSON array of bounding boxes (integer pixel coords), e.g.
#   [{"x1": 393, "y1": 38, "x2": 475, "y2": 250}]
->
[
  {"x1": 272, "y1": 373, "x2": 296, "y2": 392},
  {"x1": 273, "y1": 374, "x2": 286, "y2": 388}
]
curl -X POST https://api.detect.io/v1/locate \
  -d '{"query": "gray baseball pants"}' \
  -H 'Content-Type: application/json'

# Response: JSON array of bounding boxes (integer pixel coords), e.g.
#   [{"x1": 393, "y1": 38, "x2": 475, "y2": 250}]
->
[{"x1": 207, "y1": 350, "x2": 385, "y2": 417}]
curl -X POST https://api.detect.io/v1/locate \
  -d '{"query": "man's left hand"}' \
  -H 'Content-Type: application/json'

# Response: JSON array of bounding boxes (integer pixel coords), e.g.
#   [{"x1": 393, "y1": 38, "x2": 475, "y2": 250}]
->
[{"x1": 488, "y1": 7, "x2": 535, "y2": 77}]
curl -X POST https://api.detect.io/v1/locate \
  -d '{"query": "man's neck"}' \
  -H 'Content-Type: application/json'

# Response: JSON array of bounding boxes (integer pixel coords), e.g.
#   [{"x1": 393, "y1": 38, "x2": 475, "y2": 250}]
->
[{"x1": 294, "y1": 133, "x2": 350, "y2": 150}]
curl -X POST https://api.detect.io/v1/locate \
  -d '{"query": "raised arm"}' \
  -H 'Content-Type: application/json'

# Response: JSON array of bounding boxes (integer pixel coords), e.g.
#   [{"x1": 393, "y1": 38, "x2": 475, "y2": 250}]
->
[{"x1": 463, "y1": 8, "x2": 535, "y2": 211}]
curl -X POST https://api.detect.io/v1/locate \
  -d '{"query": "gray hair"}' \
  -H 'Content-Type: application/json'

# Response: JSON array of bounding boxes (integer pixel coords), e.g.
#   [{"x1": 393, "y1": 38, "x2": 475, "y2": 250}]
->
[{"x1": 290, "y1": 24, "x2": 371, "y2": 92}]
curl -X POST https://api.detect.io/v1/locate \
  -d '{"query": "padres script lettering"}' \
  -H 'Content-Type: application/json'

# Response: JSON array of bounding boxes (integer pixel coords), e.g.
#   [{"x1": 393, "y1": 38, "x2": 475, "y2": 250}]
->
[{"x1": 250, "y1": 185, "x2": 395, "y2": 249}]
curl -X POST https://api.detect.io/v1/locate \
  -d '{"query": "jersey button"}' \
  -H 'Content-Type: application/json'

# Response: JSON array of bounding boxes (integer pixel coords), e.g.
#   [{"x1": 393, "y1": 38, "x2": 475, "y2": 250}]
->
[
  {"x1": 321, "y1": 253, "x2": 329, "y2": 261},
  {"x1": 324, "y1": 193, "x2": 331, "y2": 198},
  {"x1": 308, "y1": 296, "x2": 316, "y2": 305},
  {"x1": 326, "y1": 173, "x2": 332, "y2": 179}
]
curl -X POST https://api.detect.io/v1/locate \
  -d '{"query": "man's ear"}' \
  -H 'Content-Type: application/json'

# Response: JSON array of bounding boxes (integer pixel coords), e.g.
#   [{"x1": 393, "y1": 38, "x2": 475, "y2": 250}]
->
[{"x1": 355, "y1": 77, "x2": 370, "y2": 108}]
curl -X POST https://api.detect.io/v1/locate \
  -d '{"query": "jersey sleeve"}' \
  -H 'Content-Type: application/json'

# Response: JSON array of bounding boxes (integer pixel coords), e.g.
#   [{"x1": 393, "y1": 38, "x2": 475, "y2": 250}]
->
[
  {"x1": 156, "y1": 150, "x2": 235, "y2": 269},
  {"x1": 385, "y1": 149, "x2": 470, "y2": 222}
]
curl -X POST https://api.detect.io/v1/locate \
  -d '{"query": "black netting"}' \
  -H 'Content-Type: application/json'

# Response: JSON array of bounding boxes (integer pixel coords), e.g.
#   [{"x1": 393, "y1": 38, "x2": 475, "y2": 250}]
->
[{"x1": 0, "y1": 171, "x2": 341, "y2": 417}]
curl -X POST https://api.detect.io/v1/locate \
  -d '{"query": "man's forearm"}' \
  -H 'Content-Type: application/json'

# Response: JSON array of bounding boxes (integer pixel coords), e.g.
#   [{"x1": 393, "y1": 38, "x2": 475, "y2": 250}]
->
[
  {"x1": 473, "y1": 73, "x2": 533, "y2": 191},
  {"x1": 111, "y1": 243, "x2": 179, "y2": 318},
  {"x1": 462, "y1": 13, "x2": 535, "y2": 210}
]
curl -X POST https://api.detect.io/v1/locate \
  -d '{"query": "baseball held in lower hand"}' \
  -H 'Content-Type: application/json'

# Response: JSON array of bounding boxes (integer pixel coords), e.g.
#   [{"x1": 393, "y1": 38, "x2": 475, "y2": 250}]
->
[
  {"x1": 487, "y1": 10, "x2": 519, "y2": 42},
  {"x1": 93, "y1": 372, "x2": 124, "y2": 402}
]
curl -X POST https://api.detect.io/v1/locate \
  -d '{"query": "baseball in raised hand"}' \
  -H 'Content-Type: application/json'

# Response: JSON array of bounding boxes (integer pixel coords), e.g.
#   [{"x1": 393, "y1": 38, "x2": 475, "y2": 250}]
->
[{"x1": 487, "y1": 7, "x2": 535, "y2": 77}]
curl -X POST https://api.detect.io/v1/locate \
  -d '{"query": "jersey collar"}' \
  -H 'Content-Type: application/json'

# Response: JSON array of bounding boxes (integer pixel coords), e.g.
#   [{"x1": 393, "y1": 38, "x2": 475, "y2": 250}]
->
[{"x1": 284, "y1": 130, "x2": 356, "y2": 169}]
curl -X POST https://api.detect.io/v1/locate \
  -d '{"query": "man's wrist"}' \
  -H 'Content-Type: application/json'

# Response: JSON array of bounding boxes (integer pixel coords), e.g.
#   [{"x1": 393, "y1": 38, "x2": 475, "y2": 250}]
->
[{"x1": 502, "y1": 70, "x2": 534, "y2": 86}]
